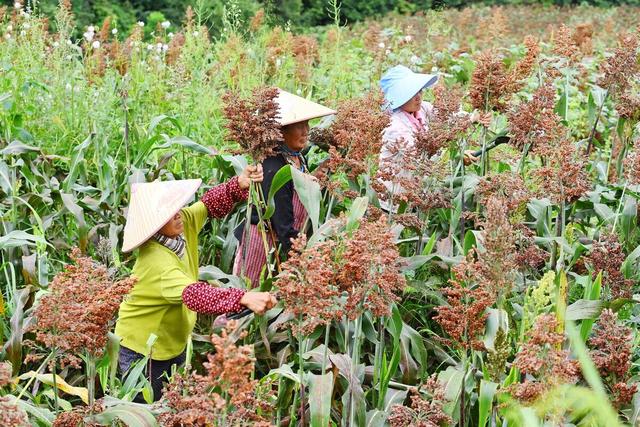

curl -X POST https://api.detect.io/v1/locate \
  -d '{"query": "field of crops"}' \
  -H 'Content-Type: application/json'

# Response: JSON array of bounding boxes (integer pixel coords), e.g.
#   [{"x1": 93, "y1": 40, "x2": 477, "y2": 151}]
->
[{"x1": 1, "y1": 1, "x2": 640, "y2": 426}]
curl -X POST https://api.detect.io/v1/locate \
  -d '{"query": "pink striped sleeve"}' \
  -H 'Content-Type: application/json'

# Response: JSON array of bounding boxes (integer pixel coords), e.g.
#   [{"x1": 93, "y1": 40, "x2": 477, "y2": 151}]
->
[{"x1": 181, "y1": 282, "x2": 245, "y2": 314}]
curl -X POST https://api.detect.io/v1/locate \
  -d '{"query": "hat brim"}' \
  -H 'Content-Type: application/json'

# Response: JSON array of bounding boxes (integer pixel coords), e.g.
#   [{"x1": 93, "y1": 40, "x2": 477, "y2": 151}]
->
[
  {"x1": 388, "y1": 73, "x2": 438, "y2": 110},
  {"x1": 122, "y1": 179, "x2": 202, "y2": 253}
]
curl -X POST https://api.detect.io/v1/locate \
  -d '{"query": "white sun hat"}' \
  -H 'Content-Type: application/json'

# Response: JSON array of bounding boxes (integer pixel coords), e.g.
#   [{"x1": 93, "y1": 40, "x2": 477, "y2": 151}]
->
[
  {"x1": 379, "y1": 65, "x2": 438, "y2": 111},
  {"x1": 276, "y1": 89, "x2": 336, "y2": 126},
  {"x1": 122, "y1": 179, "x2": 202, "y2": 253}
]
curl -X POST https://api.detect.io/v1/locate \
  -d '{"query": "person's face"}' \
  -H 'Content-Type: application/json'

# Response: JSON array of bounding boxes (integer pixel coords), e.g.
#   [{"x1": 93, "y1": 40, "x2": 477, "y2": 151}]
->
[
  {"x1": 399, "y1": 90, "x2": 423, "y2": 113},
  {"x1": 158, "y1": 212, "x2": 183, "y2": 238},
  {"x1": 282, "y1": 120, "x2": 310, "y2": 152}
]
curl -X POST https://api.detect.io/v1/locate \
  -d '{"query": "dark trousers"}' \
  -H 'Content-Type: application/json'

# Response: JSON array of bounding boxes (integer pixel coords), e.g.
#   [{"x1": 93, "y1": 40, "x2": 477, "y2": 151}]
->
[{"x1": 118, "y1": 346, "x2": 186, "y2": 402}]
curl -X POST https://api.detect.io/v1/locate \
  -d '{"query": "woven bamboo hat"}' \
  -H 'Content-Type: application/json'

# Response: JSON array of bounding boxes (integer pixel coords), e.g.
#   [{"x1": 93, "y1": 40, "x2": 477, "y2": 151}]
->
[
  {"x1": 122, "y1": 179, "x2": 202, "y2": 252},
  {"x1": 276, "y1": 89, "x2": 336, "y2": 126}
]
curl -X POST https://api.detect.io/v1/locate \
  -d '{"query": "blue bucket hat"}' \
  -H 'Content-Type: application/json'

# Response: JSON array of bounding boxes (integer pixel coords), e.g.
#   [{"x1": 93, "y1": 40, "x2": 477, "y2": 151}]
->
[{"x1": 379, "y1": 65, "x2": 438, "y2": 111}]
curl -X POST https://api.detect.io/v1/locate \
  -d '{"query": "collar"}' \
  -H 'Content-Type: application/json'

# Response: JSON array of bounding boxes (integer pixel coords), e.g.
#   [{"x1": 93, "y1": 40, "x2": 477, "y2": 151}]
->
[{"x1": 153, "y1": 233, "x2": 186, "y2": 258}]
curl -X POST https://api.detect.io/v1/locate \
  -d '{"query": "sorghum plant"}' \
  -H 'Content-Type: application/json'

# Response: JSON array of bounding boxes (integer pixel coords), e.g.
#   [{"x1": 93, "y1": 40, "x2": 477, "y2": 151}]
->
[
  {"x1": 512, "y1": 314, "x2": 579, "y2": 403},
  {"x1": 222, "y1": 86, "x2": 283, "y2": 164},
  {"x1": 388, "y1": 376, "x2": 452, "y2": 427},
  {"x1": 588, "y1": 309, "x2": 637, "y2": 407},
  {"x1": 160, "y1": 321, "x2": 274, "y2": 426},
  {"x1": 584, "y1": 233, "x2": 633, "y2": 300}
]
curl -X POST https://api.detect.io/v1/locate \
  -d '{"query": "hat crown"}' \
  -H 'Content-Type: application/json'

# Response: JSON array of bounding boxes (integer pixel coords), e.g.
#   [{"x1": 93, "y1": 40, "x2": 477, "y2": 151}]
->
[
  {"x1": 276, "y1": 89, "x2": 336, "y2": 126},
  {"x1": 122, "y1": 179, "x2": 202, "y2": 252},
  {"x1": 379, "y1": 64, "x2": 438, "y2": 110}
]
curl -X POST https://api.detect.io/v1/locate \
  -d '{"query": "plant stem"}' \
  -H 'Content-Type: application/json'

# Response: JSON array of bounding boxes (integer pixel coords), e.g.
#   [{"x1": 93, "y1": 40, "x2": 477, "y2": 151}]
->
[
  {"x1": 321, "y1": 322, "x2": 331, "y2": 374},
  {"x1": 297, "y1": 329, "x2": 306, "y2": 427},
  {"x1": 349, "y1": 314, "x2": 362, "y2": 427},
  {"x1": 240, "y1": 180, "x2": 254, "y2": 277},
  {"x1": 585, "y1": 89, "x2": 609, "y2": 157},
  {"x1": 16, "y1": 351, "x2": 54, "y2": 401},
  {"x1": 86, "y1": 352, "x2": 96, "y2": 416}
]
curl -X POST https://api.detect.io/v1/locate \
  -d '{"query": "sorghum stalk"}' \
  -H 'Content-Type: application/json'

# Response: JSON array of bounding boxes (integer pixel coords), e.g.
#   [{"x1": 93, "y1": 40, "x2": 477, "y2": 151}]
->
[
  {"x1": 321, "y1": 323, "x2": 331, "y2": 374},
  {"x1": 585, "y1": 90, "x2": 610, "y2": 157},
  {"x1": 240, "y1": 181, "x2": 254, "y2": 277},
  {"x1": 349, "y1": 313, "x2": 363, "y2": 427},
  {"x1": 297, "y1": 322, "x2": 306, "y2": 427},
  {"x1": 374, "y1": 318, "x2": 385, "y2": 409},
  {"x1": 85, "y1": 352, "x2": 96, "y2": 417}
]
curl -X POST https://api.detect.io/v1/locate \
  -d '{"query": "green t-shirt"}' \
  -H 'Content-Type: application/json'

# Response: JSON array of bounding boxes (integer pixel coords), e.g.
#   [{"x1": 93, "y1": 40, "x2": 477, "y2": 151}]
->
[{"x1": 115, "y1": 201, "x2": 208, "y2": 360}]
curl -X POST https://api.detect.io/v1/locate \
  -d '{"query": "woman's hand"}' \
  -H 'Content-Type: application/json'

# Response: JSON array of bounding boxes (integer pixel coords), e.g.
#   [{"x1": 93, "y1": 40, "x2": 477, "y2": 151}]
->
[
  {"x1": 239, "y1": 291, "x2": 277, "y2": 315},
  {"x1": 463, "y1": 150, "x2": 479, "y2": 166},
  {"x1": 238, "y1": 164, "x2": 264, "y2": 189}
]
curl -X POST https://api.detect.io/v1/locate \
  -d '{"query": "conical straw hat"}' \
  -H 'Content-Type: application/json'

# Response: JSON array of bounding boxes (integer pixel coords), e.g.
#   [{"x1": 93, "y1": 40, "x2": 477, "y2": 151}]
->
[
  {"x1": 276, "y1": 89, "x2": 336, "y2": 126},
  {"x1": 122, "y1": 179, "x2": 202, "y2": 253}
]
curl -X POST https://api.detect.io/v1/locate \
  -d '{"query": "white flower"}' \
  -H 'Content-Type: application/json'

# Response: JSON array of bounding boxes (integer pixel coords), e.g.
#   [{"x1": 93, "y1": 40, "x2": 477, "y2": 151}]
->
[
  {"x1": 146, "y1": 44, "x2": 153, "y2": 50},
  {"x1": 67, "y1": 39, "x2": 73, "y2": 45},
  {"x1": 112, "y1": 28, "x2": 118, "y2": 35},
  {"x1": 168, "y1": 32, "x2": 174, "y2": 39},
  {"x1": 404, "y1": 35, "x2": 412, "y2": 42},
  {"x1": 430, "y1": 66, "x2": 438, "y2": 72},
  {"x1": 83, "y1": 31, "x2": 94, "y2": 42},
  {"x1": 193, "y1": 31, "x2": 199, "y2": 37},
  {"x1": 53, "y1": 41, "x2": 59, "y2": 47},
  {"x1": 275, "y1": 58, "x2": 282, "y2": 67},
  {"x1": 378, "y1": 42, "x2": 385, "y2": 49},
  {"x1": 161, "y1": 21, "x2": 170, "y2": 29},
  {"x1": 92, "y1": 40, "x2": 100, "y2": 49},
  {"x1": 88, "y1": 25, "x2": 95, "y2": 33},
  {"x1": 137, "y1": 21, "x2": 145, "y2": 27},
  {"x1": 410, "y1": 54, "x2": 420, "y2": 64},
  {"x1": 19, "y1": 30, "x2": 25, "y2": 36},
  {"x1": 14, "y1": 2, "x2": 21, "y2": 10},
  {"x1": 296, "y1": 89, "x2": 302, "y2": 95},
  {"x1": 162, "y1": 44, "x2": 168, "y2": 52},
  {"x1": 65, "y1": 83, "x2": 72, "y2": 91},
  {"x1": 385, "y1": 49, "x2": 391, "y2": 56},
  {"x1": 23, "y1": 23, "x2": 30, "y2": 29}
]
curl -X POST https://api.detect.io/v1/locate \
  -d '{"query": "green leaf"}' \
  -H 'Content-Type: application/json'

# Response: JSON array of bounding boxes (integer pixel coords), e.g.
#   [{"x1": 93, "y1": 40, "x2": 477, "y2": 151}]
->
[
  {"x1": 566, "y1": 299, "x2": 602, "y2": 321},
  {"x1": 478, "y1": 380, "x2": 499, "y2": 427},
  {"x1": 0, "y1": 231, "x2": 47, "y2": 250},
  {"x1": 266, "y1": 364, "x2": 302, "y2": 384},
  {"x1": 3, "y1": 286, "x2": 32, "y2": 372},
  {"x1": 0, "y1": 140, "x2": 40, "y2": 155},
  {"x1": 346, "y1": 197, "x2": 368, "y2": 232},
  {"x1": 580, "y1": 273, "x2": 602, "y2": 341},
  {"x1": 93, "y1": 404, "x2": 158, "y2": 426},
  {"x1": 483, "y1": 308, "x2": 509, "y2": 351},
  {"x1": 264, "y1": 165, "x2": 292, "y2": 220},
  {"x1": 63, "y1": 133, "x2": 93, "y2": 192},
  {"x1": 291, "y1": 166, "x2": 321, "y2": 233},
  {"x1": 306, "y1": 372, "x2": 334, "y2": 427},
  {"x1": 155, "y1": 134, "x2": 216, "y2": 156}
]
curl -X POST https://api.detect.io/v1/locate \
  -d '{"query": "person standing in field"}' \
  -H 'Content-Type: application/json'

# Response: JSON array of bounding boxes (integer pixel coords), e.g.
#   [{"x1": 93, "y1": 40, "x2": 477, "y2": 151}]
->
[
  {"x1": 378, "y1": 65, "x2": 477, "y2": 210},
  {"x1": 115, "y1": 168, "x2": 277, "y2": 401},
  {"x1": 233, "y1": 89, "x2": 336, "y2": 288}
]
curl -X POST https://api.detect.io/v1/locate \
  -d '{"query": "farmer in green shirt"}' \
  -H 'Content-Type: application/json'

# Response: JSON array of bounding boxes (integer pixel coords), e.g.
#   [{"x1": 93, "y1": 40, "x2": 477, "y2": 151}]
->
[{"x1": 115, "y1": 166, "x2": 276, "y2": 401}]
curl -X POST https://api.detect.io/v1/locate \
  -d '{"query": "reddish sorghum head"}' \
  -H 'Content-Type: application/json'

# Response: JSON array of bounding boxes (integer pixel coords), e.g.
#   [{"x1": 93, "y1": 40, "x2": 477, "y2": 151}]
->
[
  {"x1": 388, "y1": 376, "x2": 452, "y2": 427},
  {"x1": 512, "y1": 314, "x2": 579, "y2": 403},
  {"x1": 584, "y1": 233, "x2": 634, "y2": 300},
  {"x1": 222, "y1": 86, "x2": 283, "y2": 163},
  {"x1": 160, "y1": 321, "x2": 274, "y2": 426},
  {"x1": 26, "y1": 248, "x2": 136, "y2": 369},
  {"x1": 588, "y1": 309, "x2": 636, "y2": 406}
]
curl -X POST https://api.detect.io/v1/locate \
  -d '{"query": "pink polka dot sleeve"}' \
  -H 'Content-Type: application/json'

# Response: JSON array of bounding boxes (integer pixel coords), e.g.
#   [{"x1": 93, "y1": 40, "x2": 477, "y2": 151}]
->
[
  {"x1": 181, "y1": 282, "x2": 245, "y2": 314},
  {"x1": 201, "y1": 176, "x2": 249, "y2": 219}
]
